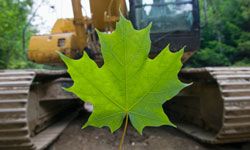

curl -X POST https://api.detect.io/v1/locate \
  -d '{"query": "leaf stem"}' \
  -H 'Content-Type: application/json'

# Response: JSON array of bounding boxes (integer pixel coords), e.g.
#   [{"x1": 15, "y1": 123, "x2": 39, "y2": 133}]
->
[{"x1": 119, "y1": 113, "x2": 129, "y2": 150}]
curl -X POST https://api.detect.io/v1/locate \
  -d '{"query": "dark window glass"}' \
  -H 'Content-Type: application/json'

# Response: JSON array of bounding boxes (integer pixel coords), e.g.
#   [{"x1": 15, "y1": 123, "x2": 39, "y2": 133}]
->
[{"x1": 134, "y1": 0, "x2": 193, "y2": 33}]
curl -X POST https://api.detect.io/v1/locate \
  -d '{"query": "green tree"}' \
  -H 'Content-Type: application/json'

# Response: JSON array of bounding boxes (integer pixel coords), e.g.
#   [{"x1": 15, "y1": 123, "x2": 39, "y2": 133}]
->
[
  {"x1": 0, "y1": 0, "x2": 39, "y2": 69},
  {"x1": 187, "y1": 0, "x2": 250, "y2": 67}
]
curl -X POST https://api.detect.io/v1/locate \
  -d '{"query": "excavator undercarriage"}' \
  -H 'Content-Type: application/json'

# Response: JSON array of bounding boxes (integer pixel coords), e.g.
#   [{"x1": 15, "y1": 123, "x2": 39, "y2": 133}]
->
[
  {"x1": 0, "y1": 70, "x2": 79, "y2": 150},
  {"x1": 1, "y1": 67, "x2": 250, "y2": 149},
  {"x1": 166, "y1": 67, "x2": 250, "y2": 143}
]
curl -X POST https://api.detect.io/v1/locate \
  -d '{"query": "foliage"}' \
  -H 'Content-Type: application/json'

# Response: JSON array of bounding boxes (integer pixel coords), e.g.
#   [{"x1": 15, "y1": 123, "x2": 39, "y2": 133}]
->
[
  {"x1": 0, "y1": 0, "x2": 40, "y2": 69},
  {"x1": 187, "y1": 0, "x2": 250, "y2": 67},
  {"x1": 60, "y1": 16, "x2": 187, "y2": 133}
]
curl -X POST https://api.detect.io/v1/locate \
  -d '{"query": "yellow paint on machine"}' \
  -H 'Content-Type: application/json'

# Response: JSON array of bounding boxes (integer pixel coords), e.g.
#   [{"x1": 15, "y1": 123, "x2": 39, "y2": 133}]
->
[
  {"x1": 28, "y1": 0, "x2": 126, "y2": 65},
  {"x1": 28, "y1": 32, "x2": 80, "y2": 65}
]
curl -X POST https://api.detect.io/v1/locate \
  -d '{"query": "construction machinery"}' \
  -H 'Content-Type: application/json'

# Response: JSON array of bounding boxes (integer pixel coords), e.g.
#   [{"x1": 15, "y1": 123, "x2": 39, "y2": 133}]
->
[{"x1": 1, "y1": 0, "x2": 250, "y2": 149}]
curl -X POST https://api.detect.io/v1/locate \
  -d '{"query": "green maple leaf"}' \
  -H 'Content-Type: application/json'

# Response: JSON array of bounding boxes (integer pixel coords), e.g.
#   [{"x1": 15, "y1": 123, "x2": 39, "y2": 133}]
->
[{"x1": 60, "y1": 16, "x2": 188, "y2": 134}]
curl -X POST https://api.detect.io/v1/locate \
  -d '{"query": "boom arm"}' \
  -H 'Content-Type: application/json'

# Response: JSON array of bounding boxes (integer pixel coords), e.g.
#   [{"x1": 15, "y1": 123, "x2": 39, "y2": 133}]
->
[
  {"x1": 28, "y1": 0, "x2": 127, "y2": 65},
  {"x1": 71, "y1": 0, "x2": 87, "y2": 51},
  {"x1": 90, "y1": 0, "x2": 127, "y2": 31}
]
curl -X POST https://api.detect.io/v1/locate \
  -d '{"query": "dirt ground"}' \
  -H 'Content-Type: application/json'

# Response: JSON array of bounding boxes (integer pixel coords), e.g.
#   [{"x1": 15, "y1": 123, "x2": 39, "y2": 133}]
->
[{"x1": 47, "y1": 112, "x2": 250, "y2": 150}]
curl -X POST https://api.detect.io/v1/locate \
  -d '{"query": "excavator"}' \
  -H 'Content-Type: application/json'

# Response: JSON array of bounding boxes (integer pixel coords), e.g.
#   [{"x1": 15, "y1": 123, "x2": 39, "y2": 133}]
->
[{"x1": 1, "y1": 0, "x2": 250, "y2": 149}]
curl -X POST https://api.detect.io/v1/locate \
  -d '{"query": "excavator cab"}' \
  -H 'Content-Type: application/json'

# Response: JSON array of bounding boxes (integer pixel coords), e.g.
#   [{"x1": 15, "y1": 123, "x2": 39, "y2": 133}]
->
[
  {"x1": 28, "y1": 0, "x2": 199, "y2": 64},
  {"x1": 129, "y1": 0, "x2": 200, "y2": 60}
]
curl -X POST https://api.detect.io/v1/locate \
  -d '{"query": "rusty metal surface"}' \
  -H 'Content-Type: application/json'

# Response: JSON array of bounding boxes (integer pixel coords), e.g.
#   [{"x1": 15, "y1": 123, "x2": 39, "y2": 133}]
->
[
  {"x1": 2, "y1": 67, "x2": 250, "y2": 147},
  {"x1": 0, "y1": 70, "x2": 35, "y2": 150},
  {"x1": 209, "y1": 67, "x2": 250, "y2": 142},
  {"x1": 0, "y1": 70, "x2": 79, "y2": 150},
  {"x1": 168, "y1": 67, "x2": 250, "y2": 144}
]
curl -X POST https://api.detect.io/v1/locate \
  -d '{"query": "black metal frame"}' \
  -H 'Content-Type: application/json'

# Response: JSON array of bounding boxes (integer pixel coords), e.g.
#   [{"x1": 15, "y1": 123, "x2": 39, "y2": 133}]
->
[
  {"x1": 134, "y1": 1, "x2": 194, "y2": 9},
  {"x1": 128, "y1": 0, "x2": 200, "y2": 55}
]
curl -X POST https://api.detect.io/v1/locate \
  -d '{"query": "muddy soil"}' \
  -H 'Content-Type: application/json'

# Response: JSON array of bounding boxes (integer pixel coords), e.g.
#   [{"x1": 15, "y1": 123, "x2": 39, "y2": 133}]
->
[{"x1": 47, "y1": 112, "x2": 250, "y2": 150}]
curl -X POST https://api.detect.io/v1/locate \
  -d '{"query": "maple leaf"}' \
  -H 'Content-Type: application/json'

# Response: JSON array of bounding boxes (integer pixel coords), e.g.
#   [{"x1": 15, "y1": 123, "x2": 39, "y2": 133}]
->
[{"x1": 59, "y1": 16, "x2": 188, "y2": 134}]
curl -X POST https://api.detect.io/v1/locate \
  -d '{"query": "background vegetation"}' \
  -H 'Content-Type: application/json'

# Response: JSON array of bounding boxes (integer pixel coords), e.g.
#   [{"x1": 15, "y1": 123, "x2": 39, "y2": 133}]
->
[
  {"x1": 0, "y1": 0, "x2": 41, "y2": 69},
  {"x1": 187, "y1": 0, "x2": 250, "y2": 67},
  {"x1": 0, "y1": 0, "x2": 249, "y2": 69}
]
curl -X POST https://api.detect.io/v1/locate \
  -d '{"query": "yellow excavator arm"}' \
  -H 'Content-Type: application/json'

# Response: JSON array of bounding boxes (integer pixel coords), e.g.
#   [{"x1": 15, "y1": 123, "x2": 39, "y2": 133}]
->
[
  {"x1": 28, "y1": 0, "x2": 126, "y2": 65},
  {"x1": 71, "y1": 0, "x2": 87, "y2": 51}
]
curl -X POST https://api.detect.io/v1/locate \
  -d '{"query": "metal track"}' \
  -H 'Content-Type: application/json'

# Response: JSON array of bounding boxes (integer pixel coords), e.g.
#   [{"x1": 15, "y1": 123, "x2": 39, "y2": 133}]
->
[
  {"x1": 209, "y1": 67, "x2": 250, "y2": 143},
  {"x1": 167, "y1": 67, "x2": 250, "y2": 144},
  {"x1": 0, "y1": 70, "x2": 34, "y2": 150},
  {"x1": 2, "y1": 67, "x2": 250, "y2": 147},
  {"x1": 0, "y1": 70, "x2": 78, "y2": 150}
]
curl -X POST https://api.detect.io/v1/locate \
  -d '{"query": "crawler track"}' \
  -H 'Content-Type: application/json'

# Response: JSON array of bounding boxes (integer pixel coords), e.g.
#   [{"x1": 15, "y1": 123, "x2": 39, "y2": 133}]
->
[
  {"x1": 2, "y1": 67, "x2": 250, "y2": 147},
  {"x1": 0, "y1": 70, "x2": 79, "y2": 150},
  {"x1": 166, "y1": 67, "x2": 250, "y2": 144}
]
